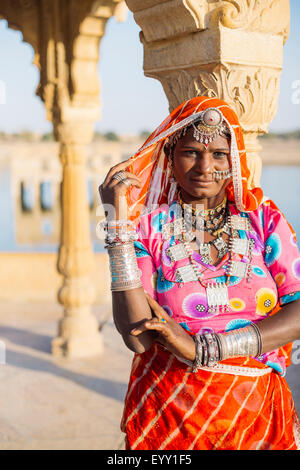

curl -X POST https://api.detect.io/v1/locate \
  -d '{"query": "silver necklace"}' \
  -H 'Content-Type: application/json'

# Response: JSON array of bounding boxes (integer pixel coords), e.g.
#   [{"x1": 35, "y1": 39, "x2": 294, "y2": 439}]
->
[{"x1": 162, "y1": 205, "x2": 255, "y2": 313}]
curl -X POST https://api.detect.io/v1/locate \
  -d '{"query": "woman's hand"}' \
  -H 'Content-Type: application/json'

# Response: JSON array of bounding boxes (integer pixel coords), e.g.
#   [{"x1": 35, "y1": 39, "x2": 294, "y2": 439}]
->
[
  {"x1": 130, "y1": 292, "x2": 196, "y2": 362},
  {"x1": 98, "y1": 160, "x2": 141, "y2": 220}
]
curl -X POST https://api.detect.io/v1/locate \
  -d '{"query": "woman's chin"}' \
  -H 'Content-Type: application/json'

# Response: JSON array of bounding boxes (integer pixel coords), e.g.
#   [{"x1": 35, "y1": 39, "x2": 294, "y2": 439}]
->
[{"x1": 183, "y1": 186, "x2": 221, "y2": 199}]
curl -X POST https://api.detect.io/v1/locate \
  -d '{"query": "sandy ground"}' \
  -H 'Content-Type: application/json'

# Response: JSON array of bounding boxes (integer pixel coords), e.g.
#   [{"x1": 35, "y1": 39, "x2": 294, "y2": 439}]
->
[
  {"x1": 0, "y1": 300, "x2": 132, "y2": 450},
  {"x1": 0, "y1": 299, "x2": 299, "y2": 450}
]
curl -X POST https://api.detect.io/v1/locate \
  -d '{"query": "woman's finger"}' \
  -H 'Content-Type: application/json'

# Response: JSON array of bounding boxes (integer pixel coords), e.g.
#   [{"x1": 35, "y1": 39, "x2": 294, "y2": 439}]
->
[
  {"x1": 102, "y1": 159, "x2": 132, "y2": 186},
  {"x1": 145, "y1": 293, "x2": 169, "y2": 321},
  {"x1": 107, "y1": 172, "x2": 142, "y2": 188},
  {"x1": 130, "y1": 319, "x2": 169, "y2": 336}
]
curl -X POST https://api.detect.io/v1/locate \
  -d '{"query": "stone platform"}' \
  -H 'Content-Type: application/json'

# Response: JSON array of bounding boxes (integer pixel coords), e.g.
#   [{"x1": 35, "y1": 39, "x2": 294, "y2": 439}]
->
[{"x1": 0, "y1": 299, "x2": 299, "y2": 450}]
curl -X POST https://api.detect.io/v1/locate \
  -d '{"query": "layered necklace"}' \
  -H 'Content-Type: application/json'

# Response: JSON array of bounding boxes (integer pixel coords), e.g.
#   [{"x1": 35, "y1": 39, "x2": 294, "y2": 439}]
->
[
  {"x1": 177, "y1": 191, "x2": 231, "y2": 265},
  {"x1": 162, "y1": 193, "x2": 255, "y2": 313}
]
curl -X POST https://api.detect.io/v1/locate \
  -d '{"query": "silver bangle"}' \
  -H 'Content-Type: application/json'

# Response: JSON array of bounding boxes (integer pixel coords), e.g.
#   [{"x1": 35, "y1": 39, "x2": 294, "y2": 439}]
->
[
  {"x1": 219, "y1": 325, "x2": 261, "y2": 360},
  {"x1": 204, "y1": 333, "x2": 218, "y2": 367},
  {"x1": 201, "y1": 335, "x2": 209, "y2": 367},
  {"x1": 192, "y1": 334, "x2": 203, "y2": 372},
  {"x1": 249, "y1": 323, "x2": 262, "y2": 357},
  {"x1": 107, "y1": 242, "x2": 142, "y2": 291}
]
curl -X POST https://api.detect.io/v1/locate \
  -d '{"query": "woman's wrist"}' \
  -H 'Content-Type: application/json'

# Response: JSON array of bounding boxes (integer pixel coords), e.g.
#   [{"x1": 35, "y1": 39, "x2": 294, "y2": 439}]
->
[
  {"x1": 106, "y1": 242, "x2": 142, "y2": 291},
  {"x1": 187, "y1": 323, "x2": 263, "y2": 372},
  {"x1": 172, "y1": 334, "x2": 196, "y2": 367}
]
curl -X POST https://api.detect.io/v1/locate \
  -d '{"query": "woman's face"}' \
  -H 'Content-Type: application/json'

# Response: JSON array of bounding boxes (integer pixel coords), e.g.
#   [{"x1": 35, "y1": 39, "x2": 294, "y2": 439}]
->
[{"x1": 172, "y1": 127, "x2": 231, "y2": 203}]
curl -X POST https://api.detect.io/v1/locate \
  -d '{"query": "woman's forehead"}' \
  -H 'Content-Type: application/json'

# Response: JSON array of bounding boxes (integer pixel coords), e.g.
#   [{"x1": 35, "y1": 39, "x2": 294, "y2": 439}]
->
[{"x1": 176, "y1": 128, "x2": 230, "y2": 149}]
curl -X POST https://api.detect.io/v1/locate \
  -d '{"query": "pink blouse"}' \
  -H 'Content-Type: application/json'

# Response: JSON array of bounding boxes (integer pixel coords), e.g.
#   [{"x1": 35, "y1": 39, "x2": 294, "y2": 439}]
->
[{"x1": 134, "y1": 198, "x2": 300, "y2": 376}]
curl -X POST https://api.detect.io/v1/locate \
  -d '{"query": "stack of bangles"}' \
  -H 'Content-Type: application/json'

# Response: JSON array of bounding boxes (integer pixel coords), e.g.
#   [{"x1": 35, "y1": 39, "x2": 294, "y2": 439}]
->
[
  {"x1": 187, "y1": 323, "x2": 262, "y2": 372},
  {"x1": 97, "y1": 218, "x2": 143, "y2": 291}
]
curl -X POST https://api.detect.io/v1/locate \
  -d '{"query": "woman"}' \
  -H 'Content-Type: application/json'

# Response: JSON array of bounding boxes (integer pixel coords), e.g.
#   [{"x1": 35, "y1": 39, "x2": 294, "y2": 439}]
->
[{"x1": 99, "y1": 96, "x2": 300, "y2": 450}]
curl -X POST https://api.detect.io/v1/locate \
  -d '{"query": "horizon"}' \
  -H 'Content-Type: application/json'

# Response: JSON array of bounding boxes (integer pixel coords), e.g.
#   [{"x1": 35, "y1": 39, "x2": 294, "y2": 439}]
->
[{"x1": 1, "y1": 128, "x2": 300, "y2": 138}]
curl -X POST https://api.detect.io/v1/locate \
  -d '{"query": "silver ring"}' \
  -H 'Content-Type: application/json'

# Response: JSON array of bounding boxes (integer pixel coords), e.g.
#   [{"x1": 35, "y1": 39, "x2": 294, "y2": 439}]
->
[
  {"x1": 122, "y1": 178, "x2": 132, "y2": 187},
  {"x1": 112, "y1": 170, "x2": 126, "y2": 182}
]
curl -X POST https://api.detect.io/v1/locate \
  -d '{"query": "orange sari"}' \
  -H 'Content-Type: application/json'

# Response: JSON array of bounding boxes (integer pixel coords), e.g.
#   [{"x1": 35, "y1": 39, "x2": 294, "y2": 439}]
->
[{"x1": 121, "y1": 343, "x2": 300, "y2": 450}]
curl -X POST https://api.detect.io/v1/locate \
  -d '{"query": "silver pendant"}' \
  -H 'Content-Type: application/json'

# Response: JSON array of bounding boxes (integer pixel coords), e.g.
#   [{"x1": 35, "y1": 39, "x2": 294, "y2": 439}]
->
[
  {"x1": 166, "y1": 243, "x2": 188, "y2": 262},
  {"x1": 206, "y1": 283, "x2": 229, "y2": 313},
  {"x1": 222, "y1": 223, "x2": 231, "y2": 236},
  {"x1": 184, "y1": 231, "x2": 196, "y2": 242},
  {"x1": 199, "y1": 243, "x2": 213, "y2": 265},
  {"x1": 212, "y1": 237, "x2": 228, "y2": 259},
  {"x1": 162, "y1": 218, "x2": 184, "y2": 240},
  {"x1": 229, "y1": 215, "x2": 251, "y2": 231},
  {"x1": 227, "y1": 260, "x2": 251, "y2": 278},
  {"x1": 229, "y1": 238, "x2": 251, "y2": 256},
  {"x1": 175, "y1": 265, "x2": 198, "y2": 282}
]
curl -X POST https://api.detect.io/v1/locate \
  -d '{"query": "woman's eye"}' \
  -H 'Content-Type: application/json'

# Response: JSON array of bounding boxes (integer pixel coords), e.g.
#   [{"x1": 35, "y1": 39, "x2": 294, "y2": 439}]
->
[
  {"x1": 213, "y1": 152, "x2": 228, "y2": 159},
  {"x1": 184, "y1": 151, "x2": 198, "y2": 157}
]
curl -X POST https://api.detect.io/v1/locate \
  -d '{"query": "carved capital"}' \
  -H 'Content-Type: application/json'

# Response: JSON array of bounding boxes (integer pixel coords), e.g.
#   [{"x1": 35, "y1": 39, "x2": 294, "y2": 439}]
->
[
  {"x1": 126, "y1": 0, "x2": 290, "y2": 44},
  {"x1": 159, "y1": 65, "x2": 281, "y2": 134},
  {"x1": 126, "y1": 0, "x2": 208, "y2": 42},
  {"x1": 208, "y1": 0, "x2": 290, "y2": 43}
]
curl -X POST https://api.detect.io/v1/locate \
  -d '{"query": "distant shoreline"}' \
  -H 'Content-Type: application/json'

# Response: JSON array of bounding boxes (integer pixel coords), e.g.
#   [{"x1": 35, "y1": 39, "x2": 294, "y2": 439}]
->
[{"x1": 0, "y1": 137, "x2": 299, "y2": 166}]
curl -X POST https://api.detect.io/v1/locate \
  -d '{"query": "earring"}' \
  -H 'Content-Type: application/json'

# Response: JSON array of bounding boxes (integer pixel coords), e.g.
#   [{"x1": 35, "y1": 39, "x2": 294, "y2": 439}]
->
[{"x1": 167, "y1": 159, "x2": 178, "y2": 204}]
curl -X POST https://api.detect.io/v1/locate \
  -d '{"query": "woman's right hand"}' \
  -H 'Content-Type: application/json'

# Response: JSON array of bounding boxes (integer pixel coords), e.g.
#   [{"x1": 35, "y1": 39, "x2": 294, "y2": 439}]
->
[{"x1": 98, "y1": 160, "x2": 142, "y2": 220}]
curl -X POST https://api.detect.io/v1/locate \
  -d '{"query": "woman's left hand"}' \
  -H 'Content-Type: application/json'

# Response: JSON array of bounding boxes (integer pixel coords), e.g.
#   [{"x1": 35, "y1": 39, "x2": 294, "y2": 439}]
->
[{"x1": 130, "y1": 292, "x2": 196, "y2": 362}]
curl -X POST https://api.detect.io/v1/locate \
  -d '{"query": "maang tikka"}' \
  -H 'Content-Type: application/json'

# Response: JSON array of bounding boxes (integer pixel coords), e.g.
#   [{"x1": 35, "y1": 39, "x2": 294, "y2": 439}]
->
[
  {"x1": 165, "y1": 107, "x2": 231, "y2": 161},
  {"x1": 192, "y1": 107, "x2": 230, "y2": 149}
]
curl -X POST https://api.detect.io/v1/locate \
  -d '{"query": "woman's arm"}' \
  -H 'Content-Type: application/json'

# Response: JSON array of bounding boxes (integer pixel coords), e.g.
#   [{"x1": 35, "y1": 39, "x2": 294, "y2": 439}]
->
[
  {"x1": 99, "y1": 159, "x2": 158, "y2": 354},
  {"x1": 257, "y1": 298, "x2": 300, "y2": 354},
  {"x1": 131, "y1": 295, "x2": 300, "y2": 363},
  {"x1": 112, "y1": 288, "x2": 158, "y2": 354}
]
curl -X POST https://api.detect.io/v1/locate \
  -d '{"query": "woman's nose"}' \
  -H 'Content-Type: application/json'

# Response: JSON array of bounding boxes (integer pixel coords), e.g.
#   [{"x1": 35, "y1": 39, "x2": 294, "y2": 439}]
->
[{"x1": 194, "y1": 154, "x2": 212, "y2": 174}]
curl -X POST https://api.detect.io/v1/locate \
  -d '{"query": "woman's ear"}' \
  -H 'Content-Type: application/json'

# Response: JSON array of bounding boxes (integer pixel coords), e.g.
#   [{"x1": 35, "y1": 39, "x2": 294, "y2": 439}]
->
[{"x1": 164, "y1": 142, "x2": 171, "y2": 159}]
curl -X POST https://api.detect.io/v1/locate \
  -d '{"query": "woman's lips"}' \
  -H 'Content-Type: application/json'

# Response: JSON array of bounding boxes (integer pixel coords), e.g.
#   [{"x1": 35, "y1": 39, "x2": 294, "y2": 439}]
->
[{"x1": 190, "y1": 178, "x2": 214, "y2": 185}]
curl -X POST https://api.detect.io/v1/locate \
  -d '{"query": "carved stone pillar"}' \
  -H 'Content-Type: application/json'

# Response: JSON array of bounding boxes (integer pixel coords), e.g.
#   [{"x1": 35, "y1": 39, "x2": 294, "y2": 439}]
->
[
  {"x1": 51, "y1": 120, "x2": 104, "y2": 357},
  {"x1": 126, "y1": 0, "x2": 290, "y2": 188},
  {"x1": 45, "y1": 0, "x2": 126, "y2": 357}
]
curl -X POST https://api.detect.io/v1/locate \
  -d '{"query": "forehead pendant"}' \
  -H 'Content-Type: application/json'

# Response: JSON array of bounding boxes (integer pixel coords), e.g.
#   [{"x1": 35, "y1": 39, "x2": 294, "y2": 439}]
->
[{"x1": 192, "y1": 107, "x2": 228, "y2": 148}]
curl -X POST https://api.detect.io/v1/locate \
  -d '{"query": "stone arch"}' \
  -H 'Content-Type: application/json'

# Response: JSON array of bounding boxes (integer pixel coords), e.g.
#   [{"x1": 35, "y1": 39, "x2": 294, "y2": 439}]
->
[{"x1": 0, "y1": 1, "x2": 41, "y2": 102}]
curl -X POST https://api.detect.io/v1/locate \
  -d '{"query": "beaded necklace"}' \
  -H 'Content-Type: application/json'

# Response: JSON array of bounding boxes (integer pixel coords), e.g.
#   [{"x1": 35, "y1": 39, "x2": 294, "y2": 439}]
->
[
  {"x1": 177, "y1": 191, "x2": 228, "y2": 236},
  {"x1": 163, "y1": 197, "x2": 255, "y2": 313}
]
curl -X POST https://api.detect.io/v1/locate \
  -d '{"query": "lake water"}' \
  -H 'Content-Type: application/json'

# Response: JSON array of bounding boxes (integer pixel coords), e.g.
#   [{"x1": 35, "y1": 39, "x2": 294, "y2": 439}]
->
[
  {"x1": 0, "y1": 166, "x2": 299, "y2": 252},
  {"x1": 260, "y1": 166, "x2": 300, "y2": 241}
]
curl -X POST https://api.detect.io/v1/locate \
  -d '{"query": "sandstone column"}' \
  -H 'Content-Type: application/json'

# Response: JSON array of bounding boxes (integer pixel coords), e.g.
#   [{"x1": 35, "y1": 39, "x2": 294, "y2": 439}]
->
[
  {"x1": 47, "y1": 1, "x2": 127, "y2": 357},
  {"x1": 51, "y1": 119, "x2": 104, "y2": 357},
  {"x1": 126, "y1": 0, "x2": 290, "y2": 188}
]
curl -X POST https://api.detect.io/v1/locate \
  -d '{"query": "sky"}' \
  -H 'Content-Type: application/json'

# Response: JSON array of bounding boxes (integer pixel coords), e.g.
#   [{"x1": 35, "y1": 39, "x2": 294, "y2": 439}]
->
[{"x1": 0, "y1": 0, "x2": 299, "y2": 135}]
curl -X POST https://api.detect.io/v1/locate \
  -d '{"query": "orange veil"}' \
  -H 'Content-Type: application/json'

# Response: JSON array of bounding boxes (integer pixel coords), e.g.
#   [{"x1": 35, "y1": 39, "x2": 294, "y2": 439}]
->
[{"x1": 125, "y1": 96, "x2": 264, "y2": 223}]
